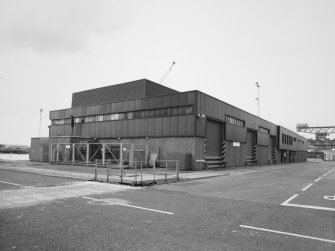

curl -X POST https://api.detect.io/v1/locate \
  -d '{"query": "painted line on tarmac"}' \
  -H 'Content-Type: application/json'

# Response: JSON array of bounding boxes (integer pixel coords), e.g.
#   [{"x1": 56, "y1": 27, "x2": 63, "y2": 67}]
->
[
  {"x1": 314, "y1": 177, "x2": 322, "y2": 182},
  {"x1": 301, "y1": 183, "x2": 314, "y2": 192},
  {"x1": 240, "y1": 225, "x2": 335, "y2": 244},
  {"x1": 0, "y1": 180, "x2": 24, "y2": 187},
  {"x1": 281, "y1": 203, "x2": 335, "y2": 212},
  {"x1": 82, "y1": 196, "x2": 174, "y2": 215},
  {"x1": 281, "y1": 194, "x2": 299, "y2": 205}
]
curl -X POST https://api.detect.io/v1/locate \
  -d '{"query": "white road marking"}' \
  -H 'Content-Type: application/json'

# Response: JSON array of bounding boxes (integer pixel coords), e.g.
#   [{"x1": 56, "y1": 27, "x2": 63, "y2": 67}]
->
[
  {"x1": 0, "y1": 180, "x2": 24, "y2": 187},
  {"x1": 282, "y1": 203, "x2": 335, "y2": 212},
  {"x1": 302, "y1": 183, "x2": 314, "y2": 192},
  {"x1": 281, "y1": 194, "x2": 299, "y2": 205},
  {"x1": 82, "y1": 196, "x2": 174, "y2": 215},
  {"x1": 314, "y1": 177, "x2": 322, "y2": 182},
  {"x1": 240, "y1": 225, "x2": 335, "y2": 244},
  {"x1": 324, "y1": 195, "x2": 335, "y2": 201}
]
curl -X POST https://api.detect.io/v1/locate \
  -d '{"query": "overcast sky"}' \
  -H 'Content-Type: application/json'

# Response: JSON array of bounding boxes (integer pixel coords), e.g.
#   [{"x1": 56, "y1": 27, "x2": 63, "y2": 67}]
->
[{"x1": 1, "y1": 0, "x2": 334, "y2": 145}]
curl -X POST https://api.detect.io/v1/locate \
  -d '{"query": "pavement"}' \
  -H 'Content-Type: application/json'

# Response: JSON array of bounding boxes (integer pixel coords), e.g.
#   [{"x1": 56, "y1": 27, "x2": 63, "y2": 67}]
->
[{"x1": 0, "y1": 159, "x2": 317, "y2": 185}]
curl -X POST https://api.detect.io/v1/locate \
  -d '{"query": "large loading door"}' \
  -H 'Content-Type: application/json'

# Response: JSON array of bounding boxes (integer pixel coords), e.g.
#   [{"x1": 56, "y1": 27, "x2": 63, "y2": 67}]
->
[
  {"x1": 206, "y1": 120, "x2": 222, "y2": 157},
  {"x1": 246, "y1": 130, "x2": 257, "y2": 157}
]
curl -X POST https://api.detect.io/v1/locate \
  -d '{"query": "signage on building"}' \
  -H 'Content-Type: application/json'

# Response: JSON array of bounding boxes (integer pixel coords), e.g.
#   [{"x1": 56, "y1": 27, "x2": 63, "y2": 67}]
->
[{"x1": 233, "y1": 142, "x2": 240, "y2": 147}]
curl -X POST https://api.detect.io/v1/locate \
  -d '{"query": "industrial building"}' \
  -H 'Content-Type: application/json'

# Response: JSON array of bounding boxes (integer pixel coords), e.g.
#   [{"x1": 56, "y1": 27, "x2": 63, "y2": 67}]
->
[{"x1": 30, "y1": 79, "x2": 307, "y2": 170}]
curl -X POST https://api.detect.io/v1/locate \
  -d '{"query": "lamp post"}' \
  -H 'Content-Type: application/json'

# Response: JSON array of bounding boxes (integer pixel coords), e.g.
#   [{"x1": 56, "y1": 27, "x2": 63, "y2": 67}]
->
[
  {"x1": 255, "y1": 82, "x2": 260, "y2": 117},
  {"x1": 39, "y1": 108, "x2": 43, "y2": 137}
]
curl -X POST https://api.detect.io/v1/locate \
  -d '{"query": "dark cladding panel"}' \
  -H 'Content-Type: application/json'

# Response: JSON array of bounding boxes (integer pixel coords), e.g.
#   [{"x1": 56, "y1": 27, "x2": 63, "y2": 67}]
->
[
  {"x1": 178, "y1": 116, "x2": 187, "y2": 135},
  {"x1": 121, "y1": 120, "x2": 129, "y2": 138},
  {"x1": 148, "y1": 119, "x2": 155, "y2": 137},
  {"x1": 226, "y1": 123, "x2": 247, "y2": 143},
  {"x1": 155, "y1": 117, "x2": 163, "y2": 136},
  {"x1": 82, "y1": 124, "x2": 90, "y2": 137},
  {"x1": 101, "y1": 122, "x2": 106, "y2": 138},
  {"x1": 134, "y1": 120, "x2": 142, "y2": 137},
  {"x1": 162, "y1": 117, "x2": 170, "y2": 136},
  {"x1": 116, "y1": 121, "x2": 123, "y2": 137},
  {"x1": 170, "y1": 116, "x2": 179, "y2": 135},
  {"x1": 128, "y1": 120, "x2": 135, "y2": 137},
  {"x1": 258, "y1": 132, "x2": 270, "y2": 146},
  {"x1": 142, "y1": 119, "x2": 149, "y2": 136},
  {"x1": 186, "y1": 115, "x2": 195, "y2": 136}
]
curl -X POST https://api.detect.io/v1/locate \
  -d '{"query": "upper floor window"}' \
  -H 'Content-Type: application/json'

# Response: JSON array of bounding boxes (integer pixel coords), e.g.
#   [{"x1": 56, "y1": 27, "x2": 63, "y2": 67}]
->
[{"x1": 226, "y1": 115, "x2": 245, "y2": 127}]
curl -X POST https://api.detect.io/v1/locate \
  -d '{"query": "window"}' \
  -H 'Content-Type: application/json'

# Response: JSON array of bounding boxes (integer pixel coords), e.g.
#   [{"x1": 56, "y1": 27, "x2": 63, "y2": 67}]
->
[
  {"x1": 186, "y1": 106, "x2": 193, "y2": 114},
  {"x1": 59, "y1": 105, "x2": 194, "y2": 125},
  {"x1": 259, "y1": 127, "x2": 269, "y2": 134},
  {"x1": 162, "y1": 108, "x2": 169, "y2": 116},
  {"x1": 226, "y1": 115, "x2": 245, "y2": 127},
  {"x1": 95, "y1": 115, "x2": 103, "y2": 122},
  {"x1": 127, "y1": 112, "x2": 133, "y2": 119},
  {"x1": 118, "y1": 113, "x2": 125, "y2": 120}
]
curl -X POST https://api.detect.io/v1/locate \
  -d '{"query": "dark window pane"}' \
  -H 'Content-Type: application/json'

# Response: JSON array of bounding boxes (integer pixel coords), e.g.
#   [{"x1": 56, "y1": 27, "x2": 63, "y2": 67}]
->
[{"x1": 186, "y1": 106, "x2": 193, "y2": 114}]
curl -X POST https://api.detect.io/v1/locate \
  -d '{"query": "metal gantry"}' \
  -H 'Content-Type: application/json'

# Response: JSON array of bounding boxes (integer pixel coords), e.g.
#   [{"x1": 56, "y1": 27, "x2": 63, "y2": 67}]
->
[{"x1": 296, "y1": 124, "x2": 335, "y2": 139}]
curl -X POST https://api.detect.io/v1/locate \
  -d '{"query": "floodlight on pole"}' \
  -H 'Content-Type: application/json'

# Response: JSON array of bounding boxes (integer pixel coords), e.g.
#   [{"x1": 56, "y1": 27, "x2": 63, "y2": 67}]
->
[
  {"x1": 39, "y1": 108, "x2": 43, "y2": 137},
  {"x1": 255, "y1": 82, "x2": 260, "y2": 117}
]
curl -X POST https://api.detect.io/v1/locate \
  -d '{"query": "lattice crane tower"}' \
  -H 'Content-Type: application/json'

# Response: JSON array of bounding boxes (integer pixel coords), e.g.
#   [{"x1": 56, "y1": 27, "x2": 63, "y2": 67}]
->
[{"x1": 296, "y1": 123, "x2": 335, "y2": 140}]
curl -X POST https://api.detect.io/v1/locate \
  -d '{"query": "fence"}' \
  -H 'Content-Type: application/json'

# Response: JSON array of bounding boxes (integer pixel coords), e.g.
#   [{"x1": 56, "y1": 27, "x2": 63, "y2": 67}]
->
[
  {"x1": 92, "y1": 159, "x2": 180, "y2": 185},
  {"x1": 50, "y1": 143, "x2": 148, "y2": 168}
]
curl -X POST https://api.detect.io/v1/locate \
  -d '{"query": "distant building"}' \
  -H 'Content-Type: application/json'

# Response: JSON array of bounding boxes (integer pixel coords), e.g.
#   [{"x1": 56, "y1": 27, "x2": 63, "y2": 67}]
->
[{"x1": 31, "y1": 79, "x2": 307, "y2": 169}]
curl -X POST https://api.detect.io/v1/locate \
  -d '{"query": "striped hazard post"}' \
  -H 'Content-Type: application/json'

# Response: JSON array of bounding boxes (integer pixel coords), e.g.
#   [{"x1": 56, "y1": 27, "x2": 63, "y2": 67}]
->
[
  {"x1": 253, "y1": 145, "x2": 258, "y2": 165},
  {"x1": 221, "y1": 140, "x2": 226, "y2": 167},
  {"x1": 272, "y1": 148, "x2": 277, "y2": 164}
]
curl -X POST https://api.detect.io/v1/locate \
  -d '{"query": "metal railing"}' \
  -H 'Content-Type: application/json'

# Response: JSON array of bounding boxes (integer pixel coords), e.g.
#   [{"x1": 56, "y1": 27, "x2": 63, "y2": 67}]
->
[{"x1": 92, "y1": 159, "x2": 180, "y2": 185}]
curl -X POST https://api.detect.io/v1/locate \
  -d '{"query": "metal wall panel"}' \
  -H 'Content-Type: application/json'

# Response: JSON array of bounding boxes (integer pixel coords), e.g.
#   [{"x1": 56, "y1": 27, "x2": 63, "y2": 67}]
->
[
  {"x1": 257, "y1": 132, "x2": 269, "y2": 146},
  {"x1": 196, "y1": 92, "x2": 278, "y2": 136},
  {"x1": 225, "y1": 123, "x2": 247, "y2": 143},
  {"x1": 155, "y1": 117, "x2": 163, "y2": 136}
]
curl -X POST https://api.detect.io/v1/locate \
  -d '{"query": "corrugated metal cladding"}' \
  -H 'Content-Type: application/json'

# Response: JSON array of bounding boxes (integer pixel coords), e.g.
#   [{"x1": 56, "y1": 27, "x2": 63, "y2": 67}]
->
[
  {"x1": 71, "y1": 79, "x2": 179, "y2": 108},
  {"x1": 50, "y1": 115, "x2": 195, "y2": 138},
  {"x1": 257, "y1": 132, "x2": 269, "y2": 146},
  {"x1": 206, "y1": 120, "x2": 222, "y2": 156},
  {"x1": 225, "y1": 123, "x2": 246, "y2": 143},
  {"x1": 196, "y1": 92, "x2": 277, "y2": 135},
  {"x1": 50, "y1": 92, "x2": 196, "y2": 120}
]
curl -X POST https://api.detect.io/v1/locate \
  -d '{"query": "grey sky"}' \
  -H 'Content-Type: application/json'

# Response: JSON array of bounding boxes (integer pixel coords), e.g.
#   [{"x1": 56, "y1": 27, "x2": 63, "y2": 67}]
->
[{"x1": 0, "y1": 0, "x2": 334, "y2": 145}]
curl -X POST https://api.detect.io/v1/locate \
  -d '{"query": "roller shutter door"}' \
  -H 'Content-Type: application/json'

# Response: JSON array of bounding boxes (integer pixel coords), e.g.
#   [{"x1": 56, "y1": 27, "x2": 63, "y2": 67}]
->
[
  {"x1": 206, "y1": 120, "x2": 222, "y2": 156},
  {"x1": 246, "y1": 130, "x2": 257, "y2": 157}
]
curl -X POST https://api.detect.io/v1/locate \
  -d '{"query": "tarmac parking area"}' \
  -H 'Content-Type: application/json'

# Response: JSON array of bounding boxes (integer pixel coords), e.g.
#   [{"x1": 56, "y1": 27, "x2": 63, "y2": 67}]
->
[
  {"x1": 0, "y1": 161, "x2": 334, "y2": 250},
  {"x1": 281, "y1": 167, "x2": 335, "y2": 211}
]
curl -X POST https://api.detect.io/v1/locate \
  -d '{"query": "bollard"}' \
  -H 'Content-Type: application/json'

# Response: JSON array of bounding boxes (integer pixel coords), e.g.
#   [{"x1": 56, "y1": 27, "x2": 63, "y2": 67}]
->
[
  {"x1": 107, "y1": 164, "x2": 109, "y2": 183},
  {"x1": 140, "y1": 161, "x2": 143, "y2": 183},
  {"x1": 120, "y1": 162, "x2": 123, "y2": 184},
  {"x1": 135, "y1": 161, "x2": 137, "y2": 185},
  {"x1": 176, "y1": 160, "x2": 180, "y2": 181},
  {"x1": 153, "y1": 162, "x2": 156, "y2": 182},
  {"x1": 165, "y1": 160, "x2": 167, "y2": 182},
  {"x1": 94, "y1": 159, "x2": 98, "y2": 181}
]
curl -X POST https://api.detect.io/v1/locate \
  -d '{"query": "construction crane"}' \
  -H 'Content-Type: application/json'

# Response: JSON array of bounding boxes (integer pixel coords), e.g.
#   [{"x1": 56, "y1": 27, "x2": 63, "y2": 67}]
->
[
  {"x1": 159, "y1": 61, "x2": 176, "y2": 84},
  {"x1": 296, "y1": 123, "x2": 335, "y2": 140}
]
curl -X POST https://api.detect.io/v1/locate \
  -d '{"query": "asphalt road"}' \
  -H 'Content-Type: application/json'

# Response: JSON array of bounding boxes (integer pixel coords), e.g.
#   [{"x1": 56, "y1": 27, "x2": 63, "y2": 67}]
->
[
  {"x1": 0, "y1": 162, "x2": 334, "y2": 250},
  {"x1": 0, "y1": 169, "x2": 77, "y2": 190}
]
